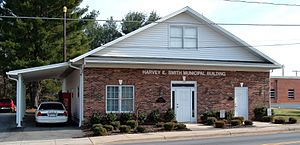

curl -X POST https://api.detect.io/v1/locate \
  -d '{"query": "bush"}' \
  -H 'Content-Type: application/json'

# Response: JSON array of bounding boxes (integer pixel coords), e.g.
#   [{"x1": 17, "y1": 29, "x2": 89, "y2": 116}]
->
[
  {"x1": 225, "y1": 111, "x2": 234, "y2": 120},
  {"x1": 90, "y1": 113, "x2": 104, "y2": 125},
  {"x1": 254, "y1": 107, "x2": 267, "y2": 121},
  {"x1": 206, "y1": 117, "x2": 217, "y2": 125},
  {"x1": 111, "y1": 121, "x2": 121, "y2": 130},
  {"x1": 138, "y1": 112, "x2": 147, "y2": 124},
  {"x1": 232, "y1": 116, "x2": 244, "y2": 122},
  {"x1": 214, "y1": 120, "x2": 225, "y2": 128},
  {"x1": 289, "y1": 117, "x2": 297, "y2": 124},
  {"x1": 119, "y1": 125, "x2": 131, "y2": 133},
  {"x1": 148, "y1": 110, "x2": 160, "y2": 124},
  {"x1": 163, "y1": 122, "x2": 175, "y2": 131},
  {"x1": 261, "y1": 116, "x2": 273, "y2": 122},
  {"x1": 164, "y1": 109, "x2": 175, "y2": 122},
  {"x1": 103, "y1": 124, "x2": 114, "y2": 131},
  {"x1": 119, "y1": 113, "x2": 134, "y2": 124},
  {"x1": 244, "y1": 120, "x2": 253, "y2": 126},
  {"x1": 106, "y1": 113, "x2": 118, "y2": 123},
  {"x1": 136, "y1": 126, "x2": 146, "y2": 133},
  {"x1": 92, "y1": 124, "x2": 103, "y2": 132},
  {"x1": 93, "y1": 126, "x2": 107, "y2": 136},
  {"x1": 273, "y1": 117, "x2": 285, "y2": 124},
  {"x1": 175, "y1": 123, "x2": 187, "y2": 130},
  {"x1": 126, "y1": 120, "x2": 138, "y2": 129},
  {"x1": 155, "y1": 122, "x2": 164, "y2": 128},
  {"x1": 231, "y1": 119, "x2": 241, "y2": 126}
]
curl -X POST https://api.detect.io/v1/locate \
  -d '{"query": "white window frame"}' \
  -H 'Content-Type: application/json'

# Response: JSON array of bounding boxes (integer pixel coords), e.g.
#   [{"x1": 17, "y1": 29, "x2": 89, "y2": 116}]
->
[
  {"x1": 169, "y1": 25, "x2": 198, "y2": 49},
  {"x1": 106, "y1": 85, "x2": 135, "y2": 113},
  {"x1": 288, "y1": 89, "x2": 295, "y2": 99},
  {"x1": 270, "y1": 89, "x2": 275, "y2": 98}
]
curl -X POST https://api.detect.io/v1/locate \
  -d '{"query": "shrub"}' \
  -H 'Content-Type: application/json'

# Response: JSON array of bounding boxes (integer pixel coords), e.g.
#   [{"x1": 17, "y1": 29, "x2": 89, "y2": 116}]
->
[
  {"x1": 148, "y1": 109, "x2": 160, "y2": 124},
  {"x1": 289, "y1": 117, "x2": 297, "y2": 124},
  {"x1": 214, "y1": 120, "x2": 225, "y2": 128},
  {"x1": 232, "y1": 116, "x2": 244, "y2": 122},
  {"x1": 231, "y1": 119, "x2": 241, "y2": 126},
  {"x1": 111, "y1": 121, "x2": 121, "y2": 130},
  {"x1": 254, "y1": 107, "x2": 267, "y2": 121},
  {"x1": 106, "y1": 113, "x2": 118, "y2": 123},
  {"x1": 93, "y1": 126, "x2": 107, "y2": 136},
  {"x1": 163, "y1": 122, "x2": 175, "y2": 131},
  {"x1": 155, "y1": 122, "x2": 164, "y2": 128},
  {"x1": 164, "y1": 109, "x2": 175, "y2": 122},
  {"x1": 126, "y1": 120, "x2": 138, "y2": 129},
  {"x1": 103, "y1": 124, "x2": 114, "y2": 131},
  {"x1": 261, "y1": 116, "x2": 273, "y2": 122},
  {"x1": 136, "y1": 126, "x2": 146, "y2": 133},
  {"x1": 119, "y1": 113, "x2": 134, "y2": 124},
  {"x1": 175, "y1": 123, "x2": 187, "y2": 130},
  {"x1": 273, "y1": 117, "x2": 285, "y2": 124},
  {"x1": 225, "y1": 111, "x2": 234, "y2": 120},
  {"x1": 244, "y1": 120, "x2": 253, "y2": 126},
  {"x1": 90, "y1": 113, "x2": 104, "y2": 125},
  {"x1": 92, "y1": 124, "x2": 103, "y2": 132},
  {"x1": 206, "y1": 117, "x2": 217, "y2": 125},
  {"x1": 119, "y1": 125, "x2": 131, "y2": 133},
  {"x1": 138, "y1": 112, "x2": 147, "y2": 124}
]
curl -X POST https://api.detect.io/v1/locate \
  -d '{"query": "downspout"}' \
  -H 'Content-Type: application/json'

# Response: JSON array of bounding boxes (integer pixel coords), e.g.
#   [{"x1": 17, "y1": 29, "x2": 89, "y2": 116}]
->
[
  {"x1": 7, "y1": 74, "x2": 18, "y2": 82},
  {"x1": 69, "y1": 62, "x2": 84, "y2": 127},
  {"x1": 7, "y1": 74, "x2": 21, "y2": 127}
]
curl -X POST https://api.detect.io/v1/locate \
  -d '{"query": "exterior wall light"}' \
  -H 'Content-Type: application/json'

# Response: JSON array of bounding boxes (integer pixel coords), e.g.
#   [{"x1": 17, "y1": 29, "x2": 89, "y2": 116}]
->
[
  {"x1": 182, "y1": 76, "x2": 186, "y2": 81},
  {"x1": 240, "y1": 82, "x2": 244, "y2": 87},
  {"x1": 118, "y1": 80, "x2": 123, "y2": 85}
]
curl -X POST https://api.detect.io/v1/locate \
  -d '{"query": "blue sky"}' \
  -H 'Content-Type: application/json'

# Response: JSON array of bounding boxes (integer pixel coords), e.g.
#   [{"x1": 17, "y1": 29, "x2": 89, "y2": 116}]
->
[{"x1": 80, "y1": 0, "x2": 300, "y2": 76}]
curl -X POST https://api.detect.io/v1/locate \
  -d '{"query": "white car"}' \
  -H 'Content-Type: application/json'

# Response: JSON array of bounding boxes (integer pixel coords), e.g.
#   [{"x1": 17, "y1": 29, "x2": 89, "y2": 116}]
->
[{"x1": 35, "y1": 102, "x2": 68, "y2": 125}]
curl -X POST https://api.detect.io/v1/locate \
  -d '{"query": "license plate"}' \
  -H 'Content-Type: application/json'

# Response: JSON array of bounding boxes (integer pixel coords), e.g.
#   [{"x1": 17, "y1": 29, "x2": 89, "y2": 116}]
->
[{"x1": 49, "y1": 113, "x2": 56, "y2": 117}]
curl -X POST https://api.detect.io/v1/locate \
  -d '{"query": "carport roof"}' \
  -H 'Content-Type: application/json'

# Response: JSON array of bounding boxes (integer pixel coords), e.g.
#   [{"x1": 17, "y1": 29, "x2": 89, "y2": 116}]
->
[{"x1": 6, "y1": 62, "x2": 70, "y2": 82}]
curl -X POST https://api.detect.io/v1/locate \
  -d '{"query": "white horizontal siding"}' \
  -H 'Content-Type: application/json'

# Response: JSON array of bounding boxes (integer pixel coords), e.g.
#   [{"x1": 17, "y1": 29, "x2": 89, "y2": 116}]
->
[
  {"x1": 93, "y1": 47, "x2": 264, "y2": 62},
  {"x1": 94, "y1": 12, "x2": 265, "y2": 62}
]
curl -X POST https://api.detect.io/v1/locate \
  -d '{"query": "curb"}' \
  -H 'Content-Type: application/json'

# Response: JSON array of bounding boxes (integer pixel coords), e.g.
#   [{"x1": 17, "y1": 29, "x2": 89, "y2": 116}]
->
[{"x1": 91, "y1": 125, "x2": 300, "y2": 145}]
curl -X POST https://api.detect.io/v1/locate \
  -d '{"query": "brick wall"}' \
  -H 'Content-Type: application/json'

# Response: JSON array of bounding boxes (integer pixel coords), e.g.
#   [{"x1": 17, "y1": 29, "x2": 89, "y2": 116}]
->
[
  {"x1": 270, "y1": 78, "x2": 300, "y2": 103},
  {"x1": 83, "y1": 68, "x2": 270, "y2": 122}
]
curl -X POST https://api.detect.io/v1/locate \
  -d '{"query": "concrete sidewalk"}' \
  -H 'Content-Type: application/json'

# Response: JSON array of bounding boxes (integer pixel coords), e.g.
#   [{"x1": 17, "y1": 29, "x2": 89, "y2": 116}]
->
[{"x1": 1, "y1": 122, "x2": 300, "y2": 145}]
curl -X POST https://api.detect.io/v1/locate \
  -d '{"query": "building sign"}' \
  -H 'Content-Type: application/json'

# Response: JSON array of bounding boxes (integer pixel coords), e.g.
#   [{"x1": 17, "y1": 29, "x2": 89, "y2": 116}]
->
[{"x1": 142, "y1": 70, "x2": 226, "y2": 77}]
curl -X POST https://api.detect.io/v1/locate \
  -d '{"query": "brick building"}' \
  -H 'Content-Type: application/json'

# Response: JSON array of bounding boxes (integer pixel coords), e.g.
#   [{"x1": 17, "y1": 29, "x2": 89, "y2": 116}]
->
[
  {"x1": 7, "y1": 7, "x2": 280, "y2": 127},
  {"x1": 270, "y1": 77, "x2": 300, "y2": 105}
]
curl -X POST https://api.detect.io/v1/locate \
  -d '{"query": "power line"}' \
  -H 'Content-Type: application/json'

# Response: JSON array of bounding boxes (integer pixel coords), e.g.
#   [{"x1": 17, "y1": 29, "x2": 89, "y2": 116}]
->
[
  {"x1": 1, "y1": 15, "x2": 300, "y2": 27},
  {"x1": 222, "y1": 0, "x2": 300, "y2": 7},
  {"x1": 94, "y1": 42, "x2": 300, "y2": 49}
]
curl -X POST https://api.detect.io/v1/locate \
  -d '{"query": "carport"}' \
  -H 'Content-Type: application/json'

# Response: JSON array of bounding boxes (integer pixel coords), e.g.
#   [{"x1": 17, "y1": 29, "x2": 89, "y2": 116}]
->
[{"x1": 6, "y1": 62, "x2": 84, "y2": 127}]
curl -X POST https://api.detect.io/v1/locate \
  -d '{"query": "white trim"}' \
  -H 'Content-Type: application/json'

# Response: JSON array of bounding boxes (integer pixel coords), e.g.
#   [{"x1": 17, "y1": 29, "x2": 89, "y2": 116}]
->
[
  {"x1": 105, "y1": 85, "x2": 135, "y2": 113},
  {"x1": 171, "y1": 81, "x2": 197, "y2": 123},
  {"x1": 6, "y1": 62, "x2": 68, "y2": 76}
]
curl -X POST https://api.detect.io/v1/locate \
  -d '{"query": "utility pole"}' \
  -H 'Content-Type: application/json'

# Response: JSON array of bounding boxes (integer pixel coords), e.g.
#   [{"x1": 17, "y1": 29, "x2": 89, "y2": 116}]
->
[
  {"x1": 292, "y1": 70, "x2": 300, "y2": 77},
  {"x1": 63, "y1": 6, "x2": 67, "y2": 62}
]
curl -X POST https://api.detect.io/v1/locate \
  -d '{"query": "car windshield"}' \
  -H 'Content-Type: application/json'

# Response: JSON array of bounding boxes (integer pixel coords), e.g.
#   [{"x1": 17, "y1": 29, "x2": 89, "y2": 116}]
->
[
  {"x1": 39, "y1": 103, "x2": 64, "y2": 110},
  {"x1": 0, "y1": 99, "x2": 11, "y2": 103}
]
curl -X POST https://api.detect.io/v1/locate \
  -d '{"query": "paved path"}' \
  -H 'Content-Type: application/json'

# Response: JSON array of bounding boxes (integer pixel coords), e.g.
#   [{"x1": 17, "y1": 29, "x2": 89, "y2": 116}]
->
[{"x1": 0, "y1": 113, "x2": 83, "y2": 142}]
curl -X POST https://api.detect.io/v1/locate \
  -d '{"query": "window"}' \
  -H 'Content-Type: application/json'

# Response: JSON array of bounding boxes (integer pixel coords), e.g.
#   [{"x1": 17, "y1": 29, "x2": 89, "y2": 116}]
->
[
  {"x1": 106, "y1": 85, "x2": 134, "y2": 113},
  {"x1": 270, "y1": 89, "x2": 275, "y2": 98},
  {"x1": 288, "y1": 89, "x2": 295, "y2": 99},
  {"x1": 170, "y1": 26, "x2": 197, "y2": 49}
]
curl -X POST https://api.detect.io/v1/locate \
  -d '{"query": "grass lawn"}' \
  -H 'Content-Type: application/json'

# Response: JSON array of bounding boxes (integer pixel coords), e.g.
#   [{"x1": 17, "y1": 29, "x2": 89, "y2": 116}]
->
[{"x1": 272, "y1": 108, "x2": 300, "y2": 123}]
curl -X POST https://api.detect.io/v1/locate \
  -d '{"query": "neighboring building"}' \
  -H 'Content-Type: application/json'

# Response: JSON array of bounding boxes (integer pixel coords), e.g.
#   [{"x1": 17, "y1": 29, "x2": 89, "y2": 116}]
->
[
  {"x1": 270, "y1": 77, "x2": 300, "y2": 108},
  {"x1": 7, "y1": 7, "x2": 281, "y2": 127}
]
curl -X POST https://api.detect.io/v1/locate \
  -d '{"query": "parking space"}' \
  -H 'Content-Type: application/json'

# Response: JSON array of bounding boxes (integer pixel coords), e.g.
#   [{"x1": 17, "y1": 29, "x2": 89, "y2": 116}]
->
[{"x1": 0, "y1": 112, "x2": 84, "y2": 142}]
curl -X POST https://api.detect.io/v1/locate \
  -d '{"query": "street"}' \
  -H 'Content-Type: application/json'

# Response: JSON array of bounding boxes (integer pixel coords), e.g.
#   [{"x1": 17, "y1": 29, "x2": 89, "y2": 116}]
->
[{"x1": 116, "y1": 132, "x2": 300, "y2": 145}]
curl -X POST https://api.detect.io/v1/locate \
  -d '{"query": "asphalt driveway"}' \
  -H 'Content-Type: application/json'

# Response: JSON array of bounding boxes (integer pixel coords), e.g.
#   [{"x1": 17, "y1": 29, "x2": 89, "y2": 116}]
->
[{"x1": 0, "y1": 112, "x2": 84, "y2": 142}]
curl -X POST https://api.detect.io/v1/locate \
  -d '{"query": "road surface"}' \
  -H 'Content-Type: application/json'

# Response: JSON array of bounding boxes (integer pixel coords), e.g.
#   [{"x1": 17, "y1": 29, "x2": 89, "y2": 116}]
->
[{"x1": 116, "y1": 132, "x2": 300, "y2": 145}]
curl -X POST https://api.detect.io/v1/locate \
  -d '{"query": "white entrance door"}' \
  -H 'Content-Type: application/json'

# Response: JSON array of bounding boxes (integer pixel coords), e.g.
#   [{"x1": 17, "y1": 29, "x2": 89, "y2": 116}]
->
[
  {"x1": 174, "y1": 87, "x2": 192, "y2": 122},
  {"x1": 234, "y1": 87, "x2": 248, "y2": 120}
]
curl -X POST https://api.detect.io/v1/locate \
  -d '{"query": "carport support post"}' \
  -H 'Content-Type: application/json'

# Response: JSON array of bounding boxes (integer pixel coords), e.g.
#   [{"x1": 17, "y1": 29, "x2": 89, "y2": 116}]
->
[
  {"x1": 79, "y1": 66, "x2": 84, "y2": 127},
  {"x1": 16, "y1": 74, "x2": 22, "y2": 127}
]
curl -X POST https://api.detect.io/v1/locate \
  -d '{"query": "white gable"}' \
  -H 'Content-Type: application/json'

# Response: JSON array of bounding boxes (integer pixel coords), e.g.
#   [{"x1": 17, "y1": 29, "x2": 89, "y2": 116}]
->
[
  {"x1": 71, "y1": 6, "x2": 280, "y2": 69},
  {"x1": 93, "y1": 12, "x2": 265, "y2": 62}
]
